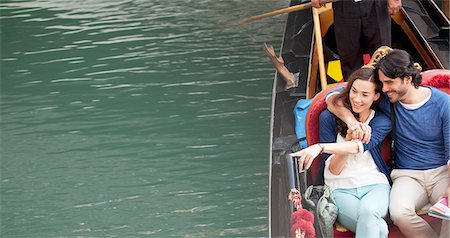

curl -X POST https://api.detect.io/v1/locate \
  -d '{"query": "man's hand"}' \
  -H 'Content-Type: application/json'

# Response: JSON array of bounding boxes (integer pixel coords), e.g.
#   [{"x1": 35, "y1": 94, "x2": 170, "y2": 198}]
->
[
  {"x1": 311, "y1": 0, "x2": 325, "y2": 9},
  {"x1": 440, "y1": 183, "x2": 450, "y2": 208},
  {"x1": 447, "y1": 184, "x2": 450, "y2": 208},
  {"x1": 388, "y1": 0, "x2": 402, "y2": 15},
  {"x1": 290, "y1": 144, "x2": 322, "y2": 171},
  {"x1": 443, "y1": 166, "x2": 450, "y2": 208},
  {"x1": 347, "y1": 122, "x2": 372, "y2": 144}
]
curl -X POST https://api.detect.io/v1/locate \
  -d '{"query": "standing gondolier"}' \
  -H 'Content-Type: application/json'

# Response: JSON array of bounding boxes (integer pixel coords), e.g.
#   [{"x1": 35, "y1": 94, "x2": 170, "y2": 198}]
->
[{"x1": 311, "y1": 0, "x2": 401, "y2": 80}]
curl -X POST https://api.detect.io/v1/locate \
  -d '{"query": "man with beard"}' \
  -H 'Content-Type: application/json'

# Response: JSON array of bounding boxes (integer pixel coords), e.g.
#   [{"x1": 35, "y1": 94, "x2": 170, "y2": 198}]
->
[{"x1": 326, "y1": 48, "x2": 450, "y2": 238}]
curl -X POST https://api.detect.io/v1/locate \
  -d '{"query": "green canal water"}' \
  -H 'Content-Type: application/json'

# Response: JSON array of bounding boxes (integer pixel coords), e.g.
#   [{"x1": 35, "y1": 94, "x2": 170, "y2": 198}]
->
[{"x1": 0, "y1": 0, "x2": 287, "y2": 237}]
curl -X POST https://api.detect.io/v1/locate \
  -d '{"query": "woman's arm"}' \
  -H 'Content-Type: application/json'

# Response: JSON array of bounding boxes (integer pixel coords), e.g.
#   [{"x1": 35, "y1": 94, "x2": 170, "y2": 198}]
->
[
  {"x1": 328, "y1": 154, "x2": 347, "y2": 175},
  {"x1": 327, "y1": 125, "x2": 367, "y2": 175},
  {"x1": 322, "y1": 141, "x2": 360, "y2": 155},
  {"x1": 362, "y1": 111, "x2": 392, "y2": 151},
  {"x1": 290, "y1": 141, "x2": 360, "y2": 171}
]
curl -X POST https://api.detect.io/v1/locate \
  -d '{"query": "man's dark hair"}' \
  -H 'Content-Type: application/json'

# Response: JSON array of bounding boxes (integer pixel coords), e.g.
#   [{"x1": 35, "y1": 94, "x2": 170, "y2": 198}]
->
[{"x1": 376, "y1": 49, "x2": 422, "y2": 88}]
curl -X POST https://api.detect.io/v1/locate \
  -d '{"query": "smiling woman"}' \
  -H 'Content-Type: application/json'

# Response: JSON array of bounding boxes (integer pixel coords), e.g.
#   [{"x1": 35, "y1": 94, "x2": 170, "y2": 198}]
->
[
  {"x1": 289, "y1": 64, "x2": 392, "y2": 238},
  {"x1": 349, "y1": 79, "x2": 380, "y2": 115}
]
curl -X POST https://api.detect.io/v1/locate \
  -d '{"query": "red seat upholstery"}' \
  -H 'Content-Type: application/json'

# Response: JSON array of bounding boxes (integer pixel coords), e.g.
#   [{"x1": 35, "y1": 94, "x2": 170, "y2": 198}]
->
[
  {"x1": 304, "y1": 69, "x2": 450, "y2": 237},
  {"x1": 421, "y1": 69, "x2": 450, "y2": 94},
  {"x1": 305, "y1": 83, "x2": 346, "y2": 185}
]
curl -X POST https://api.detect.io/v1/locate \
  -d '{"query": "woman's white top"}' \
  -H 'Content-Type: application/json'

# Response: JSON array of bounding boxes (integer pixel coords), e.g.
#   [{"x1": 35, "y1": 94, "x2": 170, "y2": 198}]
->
[{"x1": 324, "y1": 110, "x2": 390, "y2": 191}]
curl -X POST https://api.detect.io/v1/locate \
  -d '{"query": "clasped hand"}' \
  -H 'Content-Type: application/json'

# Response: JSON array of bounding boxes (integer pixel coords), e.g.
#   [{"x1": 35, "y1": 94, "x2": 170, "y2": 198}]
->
[{"x1": 347, "y1": 122, "x2": 372, "y2": 144}]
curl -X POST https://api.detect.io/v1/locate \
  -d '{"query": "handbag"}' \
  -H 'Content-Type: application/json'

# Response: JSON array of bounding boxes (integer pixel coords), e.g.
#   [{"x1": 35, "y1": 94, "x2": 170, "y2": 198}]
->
[{"x1": 303, "y1": 185, "x2": 338, "y2": 238}]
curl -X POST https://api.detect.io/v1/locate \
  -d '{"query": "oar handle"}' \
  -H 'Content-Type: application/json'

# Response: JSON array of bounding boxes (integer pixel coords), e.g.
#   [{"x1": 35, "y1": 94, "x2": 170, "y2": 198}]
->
[
  {"x1": 312, "y1": 7, "x2": 328, "y2": 90},
  {"x1": 239, "y1": 3, "x2": 311, "y2": 25},
  {"x1": 238, "y1": 0, "x2": 338, "y2": 25}
]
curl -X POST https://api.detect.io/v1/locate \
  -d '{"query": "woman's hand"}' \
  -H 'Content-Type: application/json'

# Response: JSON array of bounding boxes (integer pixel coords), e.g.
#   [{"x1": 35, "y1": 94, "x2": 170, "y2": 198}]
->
[
  {"x1": 347, "y1": 122, "x2": 372, "y2": 143},
  {"x1": 290, "y1": 144, "x2": 322, "y2": 171}
]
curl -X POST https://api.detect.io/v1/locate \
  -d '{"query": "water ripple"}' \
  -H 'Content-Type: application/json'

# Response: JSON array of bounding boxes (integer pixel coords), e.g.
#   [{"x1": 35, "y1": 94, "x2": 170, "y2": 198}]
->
[
  {"x1": 1, "y1": 0, "x2": 281, "y2": 237},
  {"x1": 73, "y1": 195, "x2": 142, "y2": 208}
]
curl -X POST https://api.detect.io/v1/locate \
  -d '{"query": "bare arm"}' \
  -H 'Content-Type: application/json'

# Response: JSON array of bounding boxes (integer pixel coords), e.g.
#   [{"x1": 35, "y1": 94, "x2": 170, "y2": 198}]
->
[
  {"x1": 322, "y1": 141, "x2": 360, "y2": 155},
  {"x1": 328, "y1": 154, "x2": 347, "y2": 175},
  {"x1": 326, "y1": 93, "x2": 372, "y2": 143},
  {"x1": 262, "y1": 44, "x2": 295, "y2": 87},
  {"x1": 327, "y1": 133, "x2": 359, "y2": 175},
  {"x1": 324, "y1": 141, "x2": 360, "y2": 175},
  {"x1": 290, "y1": 141, "x2": 360, "y2": 171},
  {"x1": 327, "y1": 93, "x2": 358, "y2": 126}
]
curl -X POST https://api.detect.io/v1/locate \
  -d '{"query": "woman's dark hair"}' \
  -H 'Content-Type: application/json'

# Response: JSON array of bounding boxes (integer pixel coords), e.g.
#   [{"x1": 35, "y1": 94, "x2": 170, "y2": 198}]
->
[
  {"x1": 332, "y1": 67, "x2": 382, "y2": 137},
  {"x1": 375, "y1": 49, "x2": 422, "y2": 88}
]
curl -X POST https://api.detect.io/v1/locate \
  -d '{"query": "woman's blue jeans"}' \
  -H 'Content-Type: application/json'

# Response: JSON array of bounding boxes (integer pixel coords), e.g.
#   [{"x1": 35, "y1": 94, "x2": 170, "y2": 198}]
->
[{"x1": 332, "y1": 183, "x2": 390, "y2": 238}]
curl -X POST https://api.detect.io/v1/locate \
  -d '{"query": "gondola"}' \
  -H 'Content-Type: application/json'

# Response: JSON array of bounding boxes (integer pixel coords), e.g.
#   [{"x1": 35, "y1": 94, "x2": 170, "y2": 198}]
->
[{"x1": 268, "y1": 0, "x2": 449, "y2": 237}]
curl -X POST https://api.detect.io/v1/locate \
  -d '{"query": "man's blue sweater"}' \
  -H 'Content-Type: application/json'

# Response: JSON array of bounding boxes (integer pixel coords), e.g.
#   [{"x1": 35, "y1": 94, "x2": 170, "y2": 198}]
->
[{"x1": 378, "y1": 87, "x2": 450, "y2": 170}]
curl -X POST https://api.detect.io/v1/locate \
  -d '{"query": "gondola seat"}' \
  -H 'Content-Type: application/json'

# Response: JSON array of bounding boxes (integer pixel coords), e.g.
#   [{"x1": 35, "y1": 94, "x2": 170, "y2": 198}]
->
[
  {"x1": 303, "y1": 69, "x2": 450, "y2": 238},
  {"x1": 421, "y1": 69, "x2": 450, "y2": 94}
]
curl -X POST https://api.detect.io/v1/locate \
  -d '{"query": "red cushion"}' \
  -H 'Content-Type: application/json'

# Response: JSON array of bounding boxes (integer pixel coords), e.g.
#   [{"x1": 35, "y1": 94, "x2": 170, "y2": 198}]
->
[
  {"x1": 305, "y1": 83, "x2": 346, "y2": 184},
  {"x1": 421, "y1": 69, "x2": 450, "y2": 94}
]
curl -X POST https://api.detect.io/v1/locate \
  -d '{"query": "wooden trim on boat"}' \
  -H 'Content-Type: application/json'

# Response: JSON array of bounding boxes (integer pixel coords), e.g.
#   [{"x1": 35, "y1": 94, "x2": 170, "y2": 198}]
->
[
  {"x1": 308, "y1": 44, "x2": 319, "y2": 99},
  {"x1": 392, "y1": 9, "x2": 443, "y2": 69}
]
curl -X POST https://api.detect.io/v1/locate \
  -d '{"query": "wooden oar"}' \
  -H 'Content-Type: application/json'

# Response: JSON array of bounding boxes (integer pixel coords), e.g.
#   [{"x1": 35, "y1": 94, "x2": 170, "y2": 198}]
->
[
  {"x1": 312, "y1": 7, "x2": 327, "y2": 90},
  {"x1": 238, "y1": 0, "x2": 338, "y2": 25}
]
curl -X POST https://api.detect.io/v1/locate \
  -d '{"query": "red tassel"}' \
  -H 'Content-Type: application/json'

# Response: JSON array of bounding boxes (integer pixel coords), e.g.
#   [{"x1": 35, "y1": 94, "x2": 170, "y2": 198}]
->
[{"x1": 289, "y1": 188, "x2": 316, "y2": 238}]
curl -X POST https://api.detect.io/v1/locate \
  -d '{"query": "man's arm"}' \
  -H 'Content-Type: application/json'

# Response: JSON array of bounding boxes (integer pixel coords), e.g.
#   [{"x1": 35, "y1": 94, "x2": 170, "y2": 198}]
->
[
  {"x1": 447, "y1": 165, "x2": 450, "y2": 208},
  {"x1": 387, "y1": 0, "x2": 402, "y2": 15},
  {"x1": 442, "y1": 95, "x2": 450, "y2": 207},
  {"x1": 326, "y1": 93, "x2": 372, "y2": 143},
  {"x1": 326, "y1": 94, "x2": 358, "y2": 124},
  {"x1": 362, "y1": 111, "x2": 391, "y2": 151},
  {"x1": 443, "y1": 95, "x2": 450, "y2": 174},
  {"x1": 311, "y1": 0, "x2": 325, "y2": 8}
]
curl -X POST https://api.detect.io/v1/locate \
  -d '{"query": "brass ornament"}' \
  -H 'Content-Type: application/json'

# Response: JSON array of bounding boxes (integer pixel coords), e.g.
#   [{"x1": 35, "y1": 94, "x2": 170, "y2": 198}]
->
[{"x1": 363, "y1": 46, "x2": 393, "y2": 69}]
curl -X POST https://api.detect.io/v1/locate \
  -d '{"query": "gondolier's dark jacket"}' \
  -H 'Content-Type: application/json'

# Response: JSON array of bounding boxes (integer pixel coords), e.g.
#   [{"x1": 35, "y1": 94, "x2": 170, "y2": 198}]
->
[{"x1": 319, "y1": 109, "x2": 393, "y2": 184}]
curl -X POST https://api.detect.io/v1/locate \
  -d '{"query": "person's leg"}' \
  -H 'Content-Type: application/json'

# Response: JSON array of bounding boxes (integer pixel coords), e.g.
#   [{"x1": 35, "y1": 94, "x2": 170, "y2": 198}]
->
[
  {"x1": 390, "y1": 169, "x2": 438, "y2": 238},
  {"x1": 333, "y1": 1, "x2": 363, "y2": 80},
  {"x1": 355, "y1": 184, "x2": 390, "y2": 238},
  {"x1": 443, "y1": 0, "x2": 449, "y2": 19},
  {"x1": 425, "y1": 166, "x2": 450, "y2": 238},
  {"x1": 361, "y1": 0, "x2": 391, "y2": 55},
  {"x1": 332, "y1": 188, "x2": 360, "y2": 232},
  {"x1": 262, "y1": 43, "x2": 295, "y2": 87},
  {"x1": 440, "y1": 219, "x2": 450, "y2": 238}
]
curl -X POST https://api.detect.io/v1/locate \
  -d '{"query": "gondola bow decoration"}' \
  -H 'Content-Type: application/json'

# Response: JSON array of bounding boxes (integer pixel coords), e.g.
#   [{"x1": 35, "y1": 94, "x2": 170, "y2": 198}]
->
[{"x1": 289, "y1": 188, "x2": 315, "y2": 238}]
